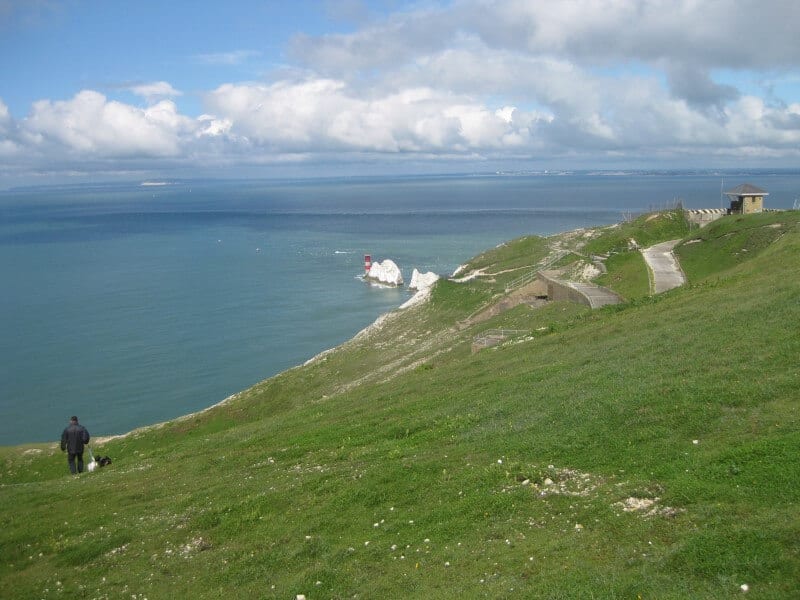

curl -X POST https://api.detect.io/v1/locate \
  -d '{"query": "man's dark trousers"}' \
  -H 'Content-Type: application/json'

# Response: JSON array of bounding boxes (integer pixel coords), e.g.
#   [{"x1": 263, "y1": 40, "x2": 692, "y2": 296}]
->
[{"x1": 68, "y1": 452, "x2": 84, "y2": 474}]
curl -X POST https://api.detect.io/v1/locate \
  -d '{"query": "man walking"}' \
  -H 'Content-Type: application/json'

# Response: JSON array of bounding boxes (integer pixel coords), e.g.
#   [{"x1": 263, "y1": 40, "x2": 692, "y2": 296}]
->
[{"x1": 60, "y1": 416, "x2": 90, "y2": 474}]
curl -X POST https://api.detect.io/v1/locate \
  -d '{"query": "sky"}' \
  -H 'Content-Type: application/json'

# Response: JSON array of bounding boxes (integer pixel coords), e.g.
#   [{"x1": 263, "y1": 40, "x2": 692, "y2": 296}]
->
[{"x1": 1, "y1": 0, "x2": 800, "y2": 187}]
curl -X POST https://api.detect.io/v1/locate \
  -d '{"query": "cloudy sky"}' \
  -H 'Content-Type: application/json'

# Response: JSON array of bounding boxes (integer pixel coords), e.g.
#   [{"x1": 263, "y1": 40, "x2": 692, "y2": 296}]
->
[{"x1": 1, "y1": 0, "x2": 799, "y2": 186}]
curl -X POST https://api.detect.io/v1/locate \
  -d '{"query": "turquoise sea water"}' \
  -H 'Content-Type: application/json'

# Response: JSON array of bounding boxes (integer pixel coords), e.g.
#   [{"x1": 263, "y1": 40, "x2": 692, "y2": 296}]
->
[{"x1": 2, "y1": 172, "x2": 798, "y2": 444}]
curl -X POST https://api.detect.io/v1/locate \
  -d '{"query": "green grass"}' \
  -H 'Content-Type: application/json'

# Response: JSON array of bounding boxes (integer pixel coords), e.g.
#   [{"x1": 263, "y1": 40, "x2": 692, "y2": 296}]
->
[
  {"x1": 2, "y1": 211, "x2": 799, "y2": 599},
  {"x1": 676, "y1": 210, "x2": 800, "y2": 282},
  {"x1": 595, "y1": 250, "x2": 650, "y2": 299},
  {"x1": 465, "y1": 235, "x2": 550, "y2": 275},
  {"x1": 584, "y1": 209, "x2": 692, "y2": 256}
]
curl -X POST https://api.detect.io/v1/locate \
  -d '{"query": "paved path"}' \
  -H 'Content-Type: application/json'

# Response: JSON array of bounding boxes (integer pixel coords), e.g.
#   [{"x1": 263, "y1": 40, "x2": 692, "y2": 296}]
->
[{"x1": 641, "y1": 240, "x2": 686, "y2": 294}]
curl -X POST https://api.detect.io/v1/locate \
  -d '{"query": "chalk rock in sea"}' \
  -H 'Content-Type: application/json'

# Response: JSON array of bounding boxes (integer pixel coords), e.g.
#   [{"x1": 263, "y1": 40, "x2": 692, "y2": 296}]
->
[
  {"x1": 408, "y1": 269, "x2": 440, "y2": 291},
  {"x1": 366, "y1": 259, "x2": 404, "y2": 286}
]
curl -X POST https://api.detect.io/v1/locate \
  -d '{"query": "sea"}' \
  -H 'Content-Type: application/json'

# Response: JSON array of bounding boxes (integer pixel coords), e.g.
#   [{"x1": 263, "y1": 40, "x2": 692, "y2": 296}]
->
[{"x1": 2, "y1": 171, "x2": 799, "y2": 445}]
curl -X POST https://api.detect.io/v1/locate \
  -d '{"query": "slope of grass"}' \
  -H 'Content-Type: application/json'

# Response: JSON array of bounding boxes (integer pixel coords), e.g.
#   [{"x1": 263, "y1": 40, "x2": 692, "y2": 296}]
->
[
  {"x1": 594, "y1": 250, "x2": 651, "y2": 299},
  {"x1": 463, "y1": 235, "x2": 550, "y2": 277},
  {"x1": 676, "y1": 210, "x2": 800, "y2": 282},
  {"x1": 583, "y1": 209, "x2": 691, "y2": 256},
  {"x1": 1, "y1": 212, "x2": 798, "y2": 599}
]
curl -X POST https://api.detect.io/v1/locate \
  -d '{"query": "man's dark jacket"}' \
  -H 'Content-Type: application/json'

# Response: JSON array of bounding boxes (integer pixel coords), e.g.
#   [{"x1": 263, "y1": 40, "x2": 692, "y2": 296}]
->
[{"x1": 61, "y1": 422, "x2": 90, "y2": 454}]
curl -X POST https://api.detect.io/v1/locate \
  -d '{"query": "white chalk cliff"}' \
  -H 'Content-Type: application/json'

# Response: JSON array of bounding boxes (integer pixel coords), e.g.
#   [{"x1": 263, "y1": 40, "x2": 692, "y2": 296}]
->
[
  {"x1": 408, "y1": 269, "x2": 439, "y2": 291},
  {"x1": 366, "y1": 259, "x2": 404, "y2": 286}
]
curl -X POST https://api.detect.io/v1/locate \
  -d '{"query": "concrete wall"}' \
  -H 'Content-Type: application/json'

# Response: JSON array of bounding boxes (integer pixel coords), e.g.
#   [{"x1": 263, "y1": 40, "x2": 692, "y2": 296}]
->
[
  {"x1": 538, "y1": 272, "x2": 623, "y2": 308},
  {"x1": 685, "y1": 209, "x2": 726, "y2": 228},
  {"x1": 523, "y1": 277, "x2": 549, "y2": 298},
  {"x1": 538, "y1": 273, "x2": 593, "y2": 307},
  {"x1": 548, "y1": 280, "x2": 592, "y2": 307}
]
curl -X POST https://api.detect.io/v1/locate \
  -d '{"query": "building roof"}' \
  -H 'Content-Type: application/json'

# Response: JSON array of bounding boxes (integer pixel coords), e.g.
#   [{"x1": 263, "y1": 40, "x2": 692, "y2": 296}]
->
[{"x1": 724, "y1": 183, "x2": 769, "y2": 197}]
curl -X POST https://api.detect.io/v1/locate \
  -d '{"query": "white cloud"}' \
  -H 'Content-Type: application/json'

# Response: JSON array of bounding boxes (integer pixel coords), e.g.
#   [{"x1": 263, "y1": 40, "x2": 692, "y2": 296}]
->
[
  {"x1": 0, "y1": 97, "x2": 21, "y2": 157},
  {"x1": 204, "y1": 78, "x2": 551, "y2": 154},
  {"x1": 0, "y1": 96, "x2": 36, "y2": 161},
  {"x1": 0, "y1": 0, "x2": 62, "y2": 29},
  {"x1": 726, "y1": 96, "x2": 800, "y2": 147},
  {"x1": 129, "y1": 81, "x2": 183, "y2": 102},
  {"x1": 279, "y1": 0, "x2": 800, "y2": 160},
  {"x1": 289, "y1": 1, "x2": 800, "y2": 109},
  {"x1": 25, "y1": 90, "x2": 195, "y2": 157},
  {"x1": 193, "y1": 50, "x2": 261, "y2": 66},
  {"x1": 0, "y1": 97, "x2": 10, "y2": 130},
  {"x1": 297, "y1": 0, "x2": 800, "y2": 72},
  {"x1": 196, "y1": 114, "x2": 233, "y2": 137}
]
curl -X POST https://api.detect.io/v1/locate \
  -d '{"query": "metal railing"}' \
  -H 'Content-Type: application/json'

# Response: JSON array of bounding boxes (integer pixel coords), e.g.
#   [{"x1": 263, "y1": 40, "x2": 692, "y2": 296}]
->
[
  {"x1": 505, "y1": 250, "x2": 570, "y2": 292},
  {"x1": 505, "y1": 269, "x2": 538, "y2": 292}
]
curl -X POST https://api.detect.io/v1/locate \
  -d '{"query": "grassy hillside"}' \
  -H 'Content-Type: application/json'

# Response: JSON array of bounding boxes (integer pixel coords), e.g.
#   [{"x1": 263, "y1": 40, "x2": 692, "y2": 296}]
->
[{"x1": 1, "y1": 211, "x2": 799, "y2": 599}]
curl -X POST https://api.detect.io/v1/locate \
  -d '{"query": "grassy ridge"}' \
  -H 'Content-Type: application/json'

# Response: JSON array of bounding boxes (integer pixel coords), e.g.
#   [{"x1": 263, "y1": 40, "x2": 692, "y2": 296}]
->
[
  {"x1": 677, "y1": 211, "x2": 800, "y2": 281},
  {"x1": 1, "y1": 212, "x2": 799, "y2": 599}
]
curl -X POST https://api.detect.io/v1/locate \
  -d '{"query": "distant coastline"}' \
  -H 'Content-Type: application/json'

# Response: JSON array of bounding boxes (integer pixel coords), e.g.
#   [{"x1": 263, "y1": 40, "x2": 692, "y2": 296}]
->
[{"x1": 4, "y1": 167, "x2": 800, "y2": 194}]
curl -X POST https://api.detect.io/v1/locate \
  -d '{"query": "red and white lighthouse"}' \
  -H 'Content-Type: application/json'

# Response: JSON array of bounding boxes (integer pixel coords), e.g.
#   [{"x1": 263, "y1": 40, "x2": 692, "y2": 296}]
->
[{"x1": 364, "y1": 254, "x2": 372, "y2": 275}]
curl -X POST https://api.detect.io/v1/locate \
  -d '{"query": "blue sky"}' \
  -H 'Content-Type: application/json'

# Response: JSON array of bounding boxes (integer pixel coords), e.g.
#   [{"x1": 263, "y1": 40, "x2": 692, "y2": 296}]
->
[
  {"x1": 2, "y1": 0, "x2": 799, "y2": 186},
  {"x1": 1, "y1": 1, "x2": 357, "y2": 116}
]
